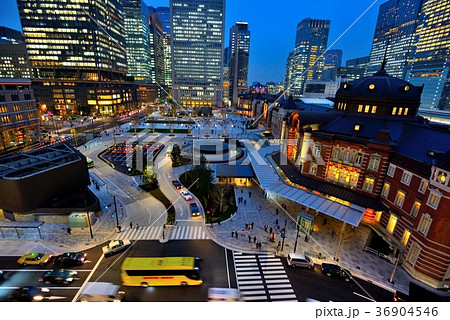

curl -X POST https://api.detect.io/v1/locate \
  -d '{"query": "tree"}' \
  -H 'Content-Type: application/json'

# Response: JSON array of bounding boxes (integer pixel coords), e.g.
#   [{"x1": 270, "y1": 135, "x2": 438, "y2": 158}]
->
[
  {"x1": 142, "y1": 167, "x2": 158, "y2": 190},
  {"x1": 171, "y1": 144, "x2": 181, "y2": 166},
  {"x1": 212, "y1": 183, "x2": 229, "y2": 214},
  {"x1": 192, "y1": 154, "x2": 213, "y2": 192}
]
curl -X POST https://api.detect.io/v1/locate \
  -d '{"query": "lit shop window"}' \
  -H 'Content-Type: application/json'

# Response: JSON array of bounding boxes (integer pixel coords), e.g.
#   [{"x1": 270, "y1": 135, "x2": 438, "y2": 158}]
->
[{"x1": 386, "y1": 214, "x2": 398, "y2": 234}]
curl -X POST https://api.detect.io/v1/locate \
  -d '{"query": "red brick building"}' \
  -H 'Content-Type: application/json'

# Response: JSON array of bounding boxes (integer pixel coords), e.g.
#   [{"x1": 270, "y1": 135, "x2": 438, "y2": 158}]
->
[{"x1": 276, "y1": 64, "x2": 450, "y2": 289}]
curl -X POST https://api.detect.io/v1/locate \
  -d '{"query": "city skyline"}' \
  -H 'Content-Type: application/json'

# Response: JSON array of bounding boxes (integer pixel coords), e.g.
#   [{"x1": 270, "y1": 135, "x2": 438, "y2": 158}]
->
[{"x1": 1, "y1": 0, "x2": 379, "y2": 85}]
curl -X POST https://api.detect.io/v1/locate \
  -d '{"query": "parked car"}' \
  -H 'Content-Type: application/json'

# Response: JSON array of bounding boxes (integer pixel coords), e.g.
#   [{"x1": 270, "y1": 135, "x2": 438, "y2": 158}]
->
[
  {"x1": 102, "y1": 240, "x2": 131, "y2": 257},
  {"x1": 190, "y1": 203, "x2": 200, "y2": 217},
  {"x1": 286, "y1": 253, "x2": 314, "y2": 268},
  {"x1": 54, "y1": 252, "x2": 87, "y2": 267},
  {"x1": 180, "y1": 190, "x2": 193, "y2": 201},
  {"x1": 17, "y1": 253, "x2": 52, "y2": 266},
  {"x1": 8, "y1": 286, "x2": 50, "y2": 302},
  {"x1": 39, "y1": 269, "x2": 78, "y2": 284},
  {"x1": 172, "y1": 180, "x2": 182, "y2": 189},
  {"x1": 320, "y1": 263, "x2": 352, "y2": 281}
]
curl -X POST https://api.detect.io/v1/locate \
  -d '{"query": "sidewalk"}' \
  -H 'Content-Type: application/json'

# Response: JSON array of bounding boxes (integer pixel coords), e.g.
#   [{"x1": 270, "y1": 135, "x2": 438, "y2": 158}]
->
[{"x1": 206, "y1": 183, "x2": 412, "y2": 294}]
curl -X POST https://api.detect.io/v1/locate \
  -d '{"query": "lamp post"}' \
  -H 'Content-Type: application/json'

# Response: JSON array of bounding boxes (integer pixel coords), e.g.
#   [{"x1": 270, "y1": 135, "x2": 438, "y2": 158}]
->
[{"x1": 113, "y1": 195, "x2": 119, "y2": 227}]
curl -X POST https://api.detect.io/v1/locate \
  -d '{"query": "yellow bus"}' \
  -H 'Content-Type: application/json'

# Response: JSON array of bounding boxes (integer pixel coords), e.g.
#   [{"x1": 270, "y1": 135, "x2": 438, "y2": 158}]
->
[{"x1": 121, "y1": 257, "x2": 203, "y2": 287}]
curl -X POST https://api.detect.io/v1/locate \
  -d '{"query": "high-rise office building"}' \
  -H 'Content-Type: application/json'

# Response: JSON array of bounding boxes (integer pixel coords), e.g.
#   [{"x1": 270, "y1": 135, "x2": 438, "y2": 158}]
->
[
  {"x1": 283, "y1": 51, "x2": 294, "y2": 91},
  {"x1": 17, "y1": 0, "x2": 138, "y2": 116},
  {"x1": 170, "y1": 0, "x2": 226, "y2": 107},
  {"x1": 229, "y1": 22, "x2": 250, "y2": 104},
  {"x1": 0, "y1": 26, "x2": 32, "y2": 79},
  {"x1": 149, "y1": 12, "x2": 166, "y2": 97},
  {"x1": 405, "y1": 0, "x2": 450, "y2": 110},
  {"x1": 223, "y1": 47, "x2": 230, "y2": 105},
  {"x1": 124, "y1": 0, "x2": 152, "y2": 82},
  {"x1": 346, "y1": 56, "x2": 370, "y2": 69},
  {"x1": 365, "y1": 0, "x2": 423, "y2": 78},
  {"x1": 284, "y1": 18, "x2": 330, "y2": 97},
  {"x1": 323, "y1": 49, "x2": 342, "y2": 70},
  {"x1": 149, "y1": 7, "x2": 171, "y2": 34}
]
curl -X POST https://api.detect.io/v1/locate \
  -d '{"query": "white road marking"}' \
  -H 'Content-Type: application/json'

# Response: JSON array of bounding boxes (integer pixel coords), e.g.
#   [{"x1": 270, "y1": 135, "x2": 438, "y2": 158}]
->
[
  {"x1": 353, "y1": 291, "x2": 375, "y2": 302},
  {"x1": 71, "y1": 254, "x2": 104, "y2": 302}
]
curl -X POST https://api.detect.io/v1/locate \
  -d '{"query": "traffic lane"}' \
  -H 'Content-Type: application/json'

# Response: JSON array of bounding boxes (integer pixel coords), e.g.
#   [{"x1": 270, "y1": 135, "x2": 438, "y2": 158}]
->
[
  {"x1": 283, "y1": 260, "x2": 392, "y2": 302},
  {"x1": 89, "y1": 240, "x2": 231, "y2": 302},
  {"x1": 0, "y1": 268, "x2": 91, "y2": 302}
]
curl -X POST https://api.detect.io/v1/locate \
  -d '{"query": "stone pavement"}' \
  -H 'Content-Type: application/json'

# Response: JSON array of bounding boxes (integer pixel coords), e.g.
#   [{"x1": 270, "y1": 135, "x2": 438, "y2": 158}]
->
[{"x1": 205, "y1": 183, "x2": 412, "y2": 295}]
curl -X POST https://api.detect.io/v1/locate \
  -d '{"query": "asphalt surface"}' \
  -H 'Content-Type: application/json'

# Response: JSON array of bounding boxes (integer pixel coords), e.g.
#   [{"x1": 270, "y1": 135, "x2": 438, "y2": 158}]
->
[{"x1": 0, "y1": 240, "x2": 393, "y2": 302}]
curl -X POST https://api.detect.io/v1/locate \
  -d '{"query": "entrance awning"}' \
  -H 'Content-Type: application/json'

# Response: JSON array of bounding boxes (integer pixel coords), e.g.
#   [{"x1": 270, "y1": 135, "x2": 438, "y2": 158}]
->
[
  {"x1": 0, "y1": 221, "x2": 45, "y2": 239},
  {"x1": 246, "y1": 143, "x2": 365, "y2": 227}
]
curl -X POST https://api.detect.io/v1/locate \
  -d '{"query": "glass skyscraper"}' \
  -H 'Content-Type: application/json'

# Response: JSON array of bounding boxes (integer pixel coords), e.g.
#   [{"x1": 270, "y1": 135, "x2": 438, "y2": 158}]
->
[
  {"x1": 124, "y1": 0, "x2": 152, "y2": 83},
  {"x1": 365, "y1": 0, "x2": 423, "y2": 78},
  {"x1": 405, "y1": 0, "x2": 450, "y2": 110},
  {"x1": 17, "y1": 0, "x2": 137, "y2": 116},
  {"x1": 284, "y1": 18, "x2": 330, "y2": 97},
  {"x1": 229, "y1": 22, "x2": 250, "y2": 104},
  {"x1": 170, "y1": 0, "x2": 225, "y2": 107},
  {"x1": 149, "y1": 12, "x2": 166, "y2": 97}
]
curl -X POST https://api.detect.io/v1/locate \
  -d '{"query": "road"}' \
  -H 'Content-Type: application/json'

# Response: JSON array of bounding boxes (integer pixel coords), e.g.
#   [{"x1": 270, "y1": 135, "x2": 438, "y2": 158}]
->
[{"x1": 0, "y1": 241, "x2": 392, "y2": 302}]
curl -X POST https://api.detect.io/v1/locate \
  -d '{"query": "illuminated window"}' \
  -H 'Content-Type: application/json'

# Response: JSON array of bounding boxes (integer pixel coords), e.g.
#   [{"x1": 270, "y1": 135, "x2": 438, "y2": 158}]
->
[
  {"x1": 392, "y1": 107, "x2": 397, "y2": 115},
  {"x1": 398, "y1": 107, "x2": 403, "y2": 115},
  {"x1": 363, "y1": 176, "x2": 375, "y2": 192},
  {"x1": 381, "y1": 182, "x2": 390, "y2": 198},
  {"x1": 404, "y1": 108, "x2": 409, "y2": 115},
  {"x1": 418, "y1": 180, "x2": 428, "y2": 193},
  {"x1": 365, "y1": 105, "x2": 370, "y2": 113},
  {"x1": 313, "y1": 144, "x2": 321, "y2": 157},
  {"x1": 418, "y1": 213, "x2": 432, "y2": 236},
  {"x1": 410, "y1": 200, "x2": 421, "y2": 217},
  {"x1": 438, "y1": 173, "x2": 447, "y2": 184},
  {"x1": 386, "y1": 214, "x2": 398, "y2": 234},
  {"x1": 427, "y1": 192, "x2": 441, "y2": 209},
  {"x1": 401, "y1": 230, "x2": 411, "y2": 246},
  {"x1": 375, "y1": 211, "x2": 382, "y2": 223},
  {"x1": 358, "y1": 104, "x2": 363, "y2": 112},
  {"x1": 394, "y1": 190, "x2": 406, "y2": 208},
  {"x1": 371, "y1": 106, "x2": 377, "y2": 113},
  {"x1": 310, "y1": 163, "x2": 318, "y2": 175},
  {"x1": 407, "y1": 243, "x2": 420, "y2": 266}
]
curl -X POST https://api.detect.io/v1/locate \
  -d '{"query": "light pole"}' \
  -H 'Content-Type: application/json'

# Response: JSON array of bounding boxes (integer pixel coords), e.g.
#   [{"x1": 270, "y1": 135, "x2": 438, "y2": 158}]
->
[
  {"x1": 389, "y1": 250, "x2": 402, "y2": 284},
  {"x1": 113, "y1": 195, "x2": 119, "y2": 227}
]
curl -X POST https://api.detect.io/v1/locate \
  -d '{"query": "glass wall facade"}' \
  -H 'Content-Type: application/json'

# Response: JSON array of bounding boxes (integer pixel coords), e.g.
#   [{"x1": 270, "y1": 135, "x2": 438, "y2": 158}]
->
[
  {"x1": 229, "y1": 22, "x2": 250, "y2": 104},
  {"x1": 170, "y1": 0, "x2": 225, "y2": 107}
]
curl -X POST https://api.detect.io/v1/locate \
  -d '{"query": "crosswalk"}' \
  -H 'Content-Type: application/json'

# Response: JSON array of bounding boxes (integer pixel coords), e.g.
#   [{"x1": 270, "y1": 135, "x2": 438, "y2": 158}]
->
[
  {"x1": 233, "y1": 252, "x2": 297, "y2": 302},
  {"x1": 115, "y1": 225, "x2": 210, "y2": 240}
]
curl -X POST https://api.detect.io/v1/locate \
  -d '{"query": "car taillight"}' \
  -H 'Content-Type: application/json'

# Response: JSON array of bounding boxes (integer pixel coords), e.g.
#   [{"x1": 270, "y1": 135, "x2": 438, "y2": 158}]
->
[{"x1": 39, "y1": 277, "x2": 43, "y2": 281}]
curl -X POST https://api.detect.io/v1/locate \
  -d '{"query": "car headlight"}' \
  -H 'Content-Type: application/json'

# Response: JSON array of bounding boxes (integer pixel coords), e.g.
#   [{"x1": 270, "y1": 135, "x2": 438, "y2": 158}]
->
[
  {"x1": 33, "y1": 295, "x2": 44, "y2": 301},
  {"x1": 41, "y1": 288, "x2": 50, "y2": 293},
  {"x1": 66, "y1": 277, "x2": 73, "y2": 282}
]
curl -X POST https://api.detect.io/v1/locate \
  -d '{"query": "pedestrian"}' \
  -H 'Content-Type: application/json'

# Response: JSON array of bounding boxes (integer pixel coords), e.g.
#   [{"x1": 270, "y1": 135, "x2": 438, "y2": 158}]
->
[
  {"x1": 241, "y1": 229, "x2": 245, "y2": 237},
  {"x1": 251, "y1": 222, "x2": 254, "y2": 229},
  {"x1": 244, "y1": 199, "x2": 246, "y2": 205},
  {"x1": 276, "y1": 219, "x2": 278, "y2": 225},
  {"x1": 162, "y1": 231, "x2": 165, "y2": 239},
  {"x1": 270, "y1": 227, "x2": 273, "y2": 234},
  {"x1": 232, "y1": 231, "x2": 235, "y2": 238},
  {"x1": 67, "y1": 227, "x2": 71, "y2": 235},
  {"x1": 278, "y1": 240, "x2": 281, "y2": 247},
  {"x1": 305, "y1": 234, "x2": 309, "y2": 242},
  {"x1": 249, "y1": 191, "x2": 252, "y2": 198},
  {"x1": 318, "y1": 252, "x2": 322, "y2": 259},
  {"x1": 163, "y1": 224, "x2": 166, "y2": 230},
  {"x1": 130, "y1": 222, "x2": 133, "y2": 229},
  {"x1": 264, "y1": 225, "x2": 267, "y2": 232},
  {"x1": 248, "y1": 235, "x2": 251, "y2": 243},
  {"x1": 175, "y1": 221, "x2": 178, "y2": 228},
  {"x1": 275, "y1": 246, "x2": 280, "y2": 255},
  {"x1": 276, "y1": 208, "x2": 279, "y2": 215},
  {"x1": 253, "y1": 236, "x2": 256, "y2": 243},
  {"x1": 241, "y1": 189, "x2": 243, "y2": 193},
  {"x1": 245, "y1": 223, "x2": 248, "y2": 230},
  {"x1": 236, "y1": 231, "x2": 239, "y2": 239},
  {"x1": 218, "y1": 220, "x2": 221, "y2": 226},
  {"x1": 258, "y1": 206, "x2": 261, "y2": 211},
  {"x1": 136, "y1": 223, "x2": 139, "y2": 230}
]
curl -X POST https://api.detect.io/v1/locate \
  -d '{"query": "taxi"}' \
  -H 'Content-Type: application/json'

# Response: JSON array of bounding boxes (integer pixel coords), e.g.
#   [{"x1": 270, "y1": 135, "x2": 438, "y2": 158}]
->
[{"x1": 17, "y1": 253, "x2": 52, "y2": 266}]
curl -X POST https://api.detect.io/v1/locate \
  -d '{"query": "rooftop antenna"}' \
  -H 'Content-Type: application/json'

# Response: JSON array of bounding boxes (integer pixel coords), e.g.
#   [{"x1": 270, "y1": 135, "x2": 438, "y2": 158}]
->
[{"x1": 375, "y1": 38, "x2": 390, "y2": 75}]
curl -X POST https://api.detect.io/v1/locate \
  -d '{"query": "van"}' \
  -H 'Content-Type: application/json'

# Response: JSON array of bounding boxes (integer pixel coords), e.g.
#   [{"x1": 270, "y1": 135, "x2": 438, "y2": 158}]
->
[
  {"x1": 208, "y1": 287, "x2": 241, "y2": 302},
  {"x1": 286, "y1": 253, "x2": 314, "y2": 268},
  {"x1": 79, "y1": 282, "x2": 124, "y2": 302}
]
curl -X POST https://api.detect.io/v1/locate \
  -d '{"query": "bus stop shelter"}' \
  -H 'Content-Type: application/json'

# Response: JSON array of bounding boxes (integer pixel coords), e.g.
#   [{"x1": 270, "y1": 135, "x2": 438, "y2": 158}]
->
[{"x1": 0, "y1": 221, "x2": 45, "y2": 239}]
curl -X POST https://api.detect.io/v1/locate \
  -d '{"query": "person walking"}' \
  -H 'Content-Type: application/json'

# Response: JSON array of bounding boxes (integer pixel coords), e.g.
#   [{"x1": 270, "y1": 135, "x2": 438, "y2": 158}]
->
[
  {"x1": 136, "y1": 223, "x2": 139, "y2": 230},
  {"x1": 269, "y1": 227, "x2": 273, "y2": 234},
  {"x1": 129, "y1": 222, "x2": 133, "y2": 229},
  {"x1": 241, "y1": 229, "x2": 245, "y2": 237},
  {"x1": 251, "y1": 222, "x2": 254, "y2": 229},
  {"x1": 253, "y1": 236, "x2": 256, "y2": 243},
  {"x1": 248, "y1": 235, "x2": 251, "y2": 243},
  {"x1": 236, "y1": 231, "x2": 239, "y2": 239},
  {"x1": 244, "y1": 199, "x2": 246, "y2": 206},
  {"x1": 275, "y1": 246, "x2": 280, "y2": 255},
  {"x1": 276, "y1": 219, "x2": 279, "y2": 225},
  {"x1": 118, "y1": 225, "x2": 122, "y2": 233},
  {"x1": 276, "y1": 208, "x2": 279, "y2": 215},
  {"x1": 232, "y1": 231, "x2": 235, "y2": 238},
  {"x1": 67, "y1": 227, "x2": 71, "y2": 235},
  {"x1": 249, "y1": 191, "x2": 252, "y2": 198},
  {"x1": 264, "y1": 225, "x2": 268, "y2": 232},
  {"x1": 258, "y1": 206, "x2": 261, "y2": 211}
]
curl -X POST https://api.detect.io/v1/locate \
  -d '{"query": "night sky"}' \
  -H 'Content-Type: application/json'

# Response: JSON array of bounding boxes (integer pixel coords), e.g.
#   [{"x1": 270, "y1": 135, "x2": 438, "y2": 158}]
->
[{"x1": 1, "y1": 0, "x2": 380, "y2": 84}]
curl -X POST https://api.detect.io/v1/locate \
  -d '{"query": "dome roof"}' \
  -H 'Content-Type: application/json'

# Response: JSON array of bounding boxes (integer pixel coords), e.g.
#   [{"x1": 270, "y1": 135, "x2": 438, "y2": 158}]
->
[{"x1": 336, "y1": 65, "x2": 422, "y2": 102}]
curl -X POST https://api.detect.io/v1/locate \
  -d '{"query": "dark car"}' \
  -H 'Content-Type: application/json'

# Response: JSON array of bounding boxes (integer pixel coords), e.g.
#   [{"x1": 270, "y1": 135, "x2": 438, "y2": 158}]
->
[
  {"x1": 321, "y1": 263, "x2": 352, "y2": 281},
  {"x1": 54, "y1": 252, "x2": 87, "y2": 267},
  {"x1": 8, "y1": 286, "x2": 50, "y2": 302},
  {"x1": 39, "y1": 269, "x2": 78, "y2": 285},
  {"x1": 172, "y1": 180, "x2": 182, "y2": 189},
  {"x1": 190, "y1": 203, "x2": 200, "y2": 217}
]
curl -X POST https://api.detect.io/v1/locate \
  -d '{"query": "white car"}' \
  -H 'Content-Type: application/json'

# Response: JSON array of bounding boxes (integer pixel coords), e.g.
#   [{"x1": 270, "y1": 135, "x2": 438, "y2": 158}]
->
[
  {"x1": 102, "y1": 240, "x2": 131, "y2": 257},
  {"x1": 180, "y1": 190, "x2": 193, "y2": 201}
]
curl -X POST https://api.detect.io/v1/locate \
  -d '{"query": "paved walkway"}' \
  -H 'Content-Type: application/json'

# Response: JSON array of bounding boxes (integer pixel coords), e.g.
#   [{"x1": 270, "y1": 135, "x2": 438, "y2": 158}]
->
[{"x1": 206, "y1": 183, "x2": 412, "y2": 294}]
